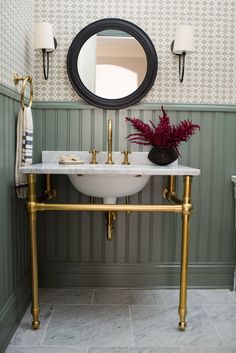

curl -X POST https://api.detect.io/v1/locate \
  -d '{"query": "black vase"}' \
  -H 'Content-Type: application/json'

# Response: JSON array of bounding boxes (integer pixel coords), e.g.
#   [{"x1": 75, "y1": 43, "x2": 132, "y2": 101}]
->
[{"x1": 148, "y1": 146, "x2": 178, "y2": 166}]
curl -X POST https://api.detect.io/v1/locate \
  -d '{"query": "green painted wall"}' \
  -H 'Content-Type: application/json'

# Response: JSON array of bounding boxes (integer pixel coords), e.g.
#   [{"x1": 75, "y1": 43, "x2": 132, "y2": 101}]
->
[
  {"x1": 0, "y1": 86, "x2": 30, "y2": 353},
  {"x1": 33, "y1": 102, "x2": 236, "y2": 288}
]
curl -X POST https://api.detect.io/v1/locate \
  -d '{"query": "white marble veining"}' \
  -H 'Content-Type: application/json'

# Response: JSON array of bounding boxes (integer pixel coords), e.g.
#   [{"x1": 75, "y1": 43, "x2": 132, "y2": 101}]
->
[
  {"x1": 39, "y1": 287, "x2": 93, "y2": 305},
  {"x1": 93, "y1": 289, "x2": 165, "y2": 305},
  {"x1": 10, "y1": 305, "x2": 53, "y2": 346},
  {"x1": 182, "y1": 348, "x2": 236, "y2": 353},
  {"x1": 130, "y1": 305, "x2": 223, "y2": 347},
  {"x1": 42, "y1": 304, "x2": 132, "y2": 347},
  {"x1": 5, "y1": 347, "x2": 87, "y2": 353},
  {"x1": 19, "y1": 151, "x2": 200, "y2": 176},
  {"x1": 161, "y1": 289, "x2": 236, "y2": 305},
  {"x1": 89, "y1": 348, "x2": 182, "y2": 353},
  {"x1": 7, "y1": 289, "x2": 236, "y2": 352},
  {"x1": 203, "y1": 304, "x2": 236, "y2": 346}
]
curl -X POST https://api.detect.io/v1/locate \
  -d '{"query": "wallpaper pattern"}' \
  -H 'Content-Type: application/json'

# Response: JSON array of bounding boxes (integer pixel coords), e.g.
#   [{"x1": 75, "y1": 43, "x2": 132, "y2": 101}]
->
[
  {"x1": 0, "y1": 1, "x2": 235, "y2": 104},
  {"x1": 33, "y1": 0, "x2": 236, "y2": 104},
  {"x1": 0, "y1": 0, "x2": 33, "y2": 94}
]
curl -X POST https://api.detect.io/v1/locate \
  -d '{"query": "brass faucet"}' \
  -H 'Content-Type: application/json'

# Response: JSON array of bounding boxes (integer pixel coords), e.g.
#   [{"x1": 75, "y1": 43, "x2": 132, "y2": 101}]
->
[
  {"x1": 106, "y1": 119, "x2": 114, "y2": 164},
  {"x1": 89, "y1": 149, "x2": 99, "y2": 164},
  {"x1": 121, "y1": 150, "x2": 131, "y2": 165}
]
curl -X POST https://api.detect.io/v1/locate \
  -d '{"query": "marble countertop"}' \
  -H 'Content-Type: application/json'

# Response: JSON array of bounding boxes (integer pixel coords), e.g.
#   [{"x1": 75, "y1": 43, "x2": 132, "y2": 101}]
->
[
  {"x1": 19, "y1": 163, "x2": 200, "y2": 176},
  {"x1": 19, "y1": 151, "x2": 200, "y2": 176}
]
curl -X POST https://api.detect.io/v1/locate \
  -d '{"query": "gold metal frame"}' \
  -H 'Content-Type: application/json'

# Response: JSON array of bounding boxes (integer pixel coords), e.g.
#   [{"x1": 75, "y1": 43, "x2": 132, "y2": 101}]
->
[
  {"x1": 14, "y1": 73, "x2": 33, "y2": 110},
  {"x1": 27, "y1": 173, "x2": 193, "y2": 331}
]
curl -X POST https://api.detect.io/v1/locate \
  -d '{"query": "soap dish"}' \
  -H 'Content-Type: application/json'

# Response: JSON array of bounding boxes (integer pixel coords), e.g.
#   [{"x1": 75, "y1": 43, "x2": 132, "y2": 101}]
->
[{"x1": 59, "y1": 160, "x2": 84, "y2": 165}]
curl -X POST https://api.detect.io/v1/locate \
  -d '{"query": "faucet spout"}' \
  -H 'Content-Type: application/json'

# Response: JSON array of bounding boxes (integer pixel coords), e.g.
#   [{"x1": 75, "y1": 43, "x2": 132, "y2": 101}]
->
[{"x1": 106, "y1": 119, "x2": 114, "y2": 164}]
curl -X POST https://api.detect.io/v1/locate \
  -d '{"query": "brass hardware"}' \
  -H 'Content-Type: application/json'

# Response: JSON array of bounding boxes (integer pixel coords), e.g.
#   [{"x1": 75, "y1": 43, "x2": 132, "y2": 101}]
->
[
  {"x1": 126, "y1": 196, "x2": 131, "y2": 214},
  {"x1": 121, "y1": 150, "x2": 131, "y2": 165},
  {"x1": 178, "y1": 175, "x2": 192, "y2": 330},
  {"x1": 163, "y1": 176, "x2": 182, "y2": 204},
  {"x1": 14, "y1": 73, "x2": 33, "y2": 110},
  {"x1": 89, "y1": 149, "x2": 99, "y2": 164},
  {"x1": 33, "y1": 202, "x2": 183, "y2": 213},
  {"x1": 106, "y1": 119, "x2": 114, "y2": 164},
  {"x1": 27, "y1": 174, "x2": 40, "y2": 330},
  {"x1": 107, "y1": 211, "x2": 117, "y2": 240},
  {"x1": 39, "y1": 174, "x2": 56, "y2": 201},
  {"x1": 25, "y1": 172, "x2": 194, "y2": 330}
]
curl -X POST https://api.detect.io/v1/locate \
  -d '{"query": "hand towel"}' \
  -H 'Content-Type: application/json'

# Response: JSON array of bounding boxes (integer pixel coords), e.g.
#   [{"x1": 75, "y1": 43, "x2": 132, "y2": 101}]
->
[{"x1": 15, "y1": 106, "x2": 33, "y2": 199}]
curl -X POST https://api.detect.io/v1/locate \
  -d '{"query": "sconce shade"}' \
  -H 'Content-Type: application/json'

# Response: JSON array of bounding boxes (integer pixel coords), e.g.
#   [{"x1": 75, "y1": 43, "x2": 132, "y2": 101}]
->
[
  {"x1": 173, "y1": 25, "x2": 194, "y2": 54},
  {"x1": 34, "y1": 22, "x2": 55, "y2": 50}
]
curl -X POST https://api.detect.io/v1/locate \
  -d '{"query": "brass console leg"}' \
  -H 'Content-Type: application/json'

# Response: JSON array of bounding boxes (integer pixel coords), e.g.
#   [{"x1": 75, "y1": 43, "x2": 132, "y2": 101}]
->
[
  {"x1": 27, "y1": 174, "x2": 40, "y2": 329},
  {"x1": 179, "y1": 175, "x2": 192, "y2": 330}
]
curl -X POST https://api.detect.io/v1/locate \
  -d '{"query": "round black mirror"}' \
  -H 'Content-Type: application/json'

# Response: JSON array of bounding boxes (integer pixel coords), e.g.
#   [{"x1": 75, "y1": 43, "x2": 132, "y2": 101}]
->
[{"x1": 67, "y1": 18, "x2": 158, "y2": 110}]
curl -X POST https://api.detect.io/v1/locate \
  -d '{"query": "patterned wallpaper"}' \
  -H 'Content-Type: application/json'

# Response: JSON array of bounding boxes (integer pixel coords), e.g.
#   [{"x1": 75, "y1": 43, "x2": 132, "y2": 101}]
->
[
  {"x1": 33, "y1": 0, "x2": 236, "y2": 104},
  {"x1": 0, "y1": 0, "x2": 33, "y2": 94},
  {"x1": 1, "y1": 1, "x2": 236, "y2": 104}
]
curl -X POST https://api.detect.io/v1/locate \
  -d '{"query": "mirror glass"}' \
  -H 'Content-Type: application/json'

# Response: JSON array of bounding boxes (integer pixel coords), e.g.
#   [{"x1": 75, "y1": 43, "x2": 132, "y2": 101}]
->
[
  {"x1": 77, "y1": 30, "x2": 147, "y2": 99},
  {"x1": 67, "y1": 19, "x2": 158, "y2": 109}
]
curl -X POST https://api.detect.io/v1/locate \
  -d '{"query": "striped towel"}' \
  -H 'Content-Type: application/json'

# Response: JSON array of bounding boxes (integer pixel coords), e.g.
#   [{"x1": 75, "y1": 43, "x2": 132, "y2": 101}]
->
[{"x1": 15, "y1": 107, "x2": 33, "y2": 199}]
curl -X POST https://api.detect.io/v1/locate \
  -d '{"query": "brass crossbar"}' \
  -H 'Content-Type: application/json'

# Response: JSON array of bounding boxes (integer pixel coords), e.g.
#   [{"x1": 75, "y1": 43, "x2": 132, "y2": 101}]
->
[{"x1": 30, "y1": 202, "x2": 183, "y2": 213}]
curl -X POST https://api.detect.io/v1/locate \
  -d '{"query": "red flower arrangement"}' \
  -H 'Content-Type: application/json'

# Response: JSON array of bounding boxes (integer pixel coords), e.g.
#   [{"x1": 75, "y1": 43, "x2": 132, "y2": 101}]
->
[{"x1": 126, "y1": 106, "x2": 200, "y2": 155}]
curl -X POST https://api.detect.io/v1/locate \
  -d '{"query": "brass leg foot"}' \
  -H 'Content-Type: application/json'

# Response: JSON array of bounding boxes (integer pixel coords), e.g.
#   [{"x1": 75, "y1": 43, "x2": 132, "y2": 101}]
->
[
  {"x1": 178, "y1": 321, "x2": 187, "y2": 331},
  {"x1": 31, "y1": 307, "x2": 40, "y2": 329},
  {"x1": 32, "y1": 320, "x2": 40, "y2": 330},
  {"x1": 178, "y1": 307, "x2": 187, "y2": 330}
]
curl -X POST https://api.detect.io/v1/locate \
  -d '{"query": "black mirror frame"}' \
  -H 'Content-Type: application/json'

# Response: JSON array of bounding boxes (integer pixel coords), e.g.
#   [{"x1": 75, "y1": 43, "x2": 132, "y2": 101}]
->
[{"x1": 67, "y1": 18, "x2": 158, "y2": 110}]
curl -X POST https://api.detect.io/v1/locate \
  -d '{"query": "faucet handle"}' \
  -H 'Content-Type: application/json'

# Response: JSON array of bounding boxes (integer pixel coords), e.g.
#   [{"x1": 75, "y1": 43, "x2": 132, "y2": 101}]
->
[
  {"x1": 121, "y1": 150, "x2": 131, "y2": 165},
  {"x1": 89, "y1": 149, "x2": 99, "y2": 164}
]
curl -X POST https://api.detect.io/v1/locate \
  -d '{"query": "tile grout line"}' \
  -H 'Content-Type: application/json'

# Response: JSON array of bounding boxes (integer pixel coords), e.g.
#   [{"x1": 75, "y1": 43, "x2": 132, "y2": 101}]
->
[
  {"x1": 39, "y1": 304, "x2": 55, "y2": 346},
  {"x1": 160, "y1": 289, "x2": 167, "y2": 304},
  {"x1": 202, "y1": 304, "x2": 227, "y2": 346},
  {"x1": 91, "y1": 289, "x2": 95, "y2": 304},
  {"x1": 128, "y1": 304, "x2": 135, "y2": 347}
]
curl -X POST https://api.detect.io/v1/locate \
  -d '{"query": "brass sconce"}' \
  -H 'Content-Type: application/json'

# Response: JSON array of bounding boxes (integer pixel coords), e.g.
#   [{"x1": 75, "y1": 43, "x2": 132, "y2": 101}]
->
[
  {"x1": 171, "y1": 25, "x2": 195, "y2": 83},
  {"x1": 34, "y1": 22, "x2": 57, "y2": 80}
]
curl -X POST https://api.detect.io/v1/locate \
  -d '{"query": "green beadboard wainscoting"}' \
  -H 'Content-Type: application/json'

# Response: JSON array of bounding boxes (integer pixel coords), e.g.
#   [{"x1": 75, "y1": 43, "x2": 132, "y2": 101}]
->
[
  {"x1": 0, "y1": 85, "x2": 30, "y2": 353},
  {"x1": 33, "y1": 101, "x2": 236, "y2": 289}
]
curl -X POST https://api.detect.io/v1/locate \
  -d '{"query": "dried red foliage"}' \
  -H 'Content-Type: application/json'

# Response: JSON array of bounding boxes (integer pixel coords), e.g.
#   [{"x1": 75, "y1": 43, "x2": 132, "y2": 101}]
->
[{"x1": 126, "y1": 106, "x2": 200, "y2": 154}]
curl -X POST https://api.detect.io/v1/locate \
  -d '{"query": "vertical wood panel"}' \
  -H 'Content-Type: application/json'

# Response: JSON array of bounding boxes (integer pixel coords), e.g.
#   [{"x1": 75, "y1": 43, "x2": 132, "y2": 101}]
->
[
  {"x1": 0, "y1": 94, "x2": 5, "y2": 308},
  {"x1": 32, "y1": 104, "x2": 236, "y2": 286},
  {"x1": 69, "y1": 110, "x2": 81, "y2": 150},
  {"x1": 0, "y1": 91, "x2": 30, "y2": 327},
  {"x1": 219, "y1": 113, "x2": 236, "y2": 262},
  {"x1": 197, "y1": 112, "x2": 215, "y2": 262}
]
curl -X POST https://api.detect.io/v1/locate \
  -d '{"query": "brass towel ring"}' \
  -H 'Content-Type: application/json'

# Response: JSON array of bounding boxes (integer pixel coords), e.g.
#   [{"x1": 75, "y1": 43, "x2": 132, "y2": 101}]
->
[{"x1": 14, "y1": 73, "x2": 33, "y2": 110}]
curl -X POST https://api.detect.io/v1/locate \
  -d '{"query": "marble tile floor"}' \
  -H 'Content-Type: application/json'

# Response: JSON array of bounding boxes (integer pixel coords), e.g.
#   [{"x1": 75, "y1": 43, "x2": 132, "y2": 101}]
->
[{"x1": 5, "y1": 288, "x2": 236, "y2": 353}]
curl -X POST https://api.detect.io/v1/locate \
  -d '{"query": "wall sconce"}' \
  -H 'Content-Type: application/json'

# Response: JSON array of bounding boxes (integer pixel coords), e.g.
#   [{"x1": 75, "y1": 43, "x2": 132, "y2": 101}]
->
[
  {"x1": 171, "y1": 25, "x2": 194, "y2": 83},
  {"x1": 34, "y1": 22, "x2": 57, "y2": 80}
]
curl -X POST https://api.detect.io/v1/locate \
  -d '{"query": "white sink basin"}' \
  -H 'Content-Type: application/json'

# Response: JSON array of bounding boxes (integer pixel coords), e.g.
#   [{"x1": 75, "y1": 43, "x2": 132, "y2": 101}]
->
[
  {"x1": 67, "y1": 152, "x2": 152, "y2": 204},
  {"x1": 68, "y1": 174, "x2": 150, "y2": 204}
]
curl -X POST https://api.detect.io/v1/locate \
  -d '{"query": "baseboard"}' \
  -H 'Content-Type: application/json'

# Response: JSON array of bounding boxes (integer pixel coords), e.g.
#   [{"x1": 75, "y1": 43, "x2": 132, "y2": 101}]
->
[
  {"x1": 39, "y1": 262, "x2": 235, "y2": 289},
  {"x1": 0, "y1": 273, "x2": 30, "y2": 353}
]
